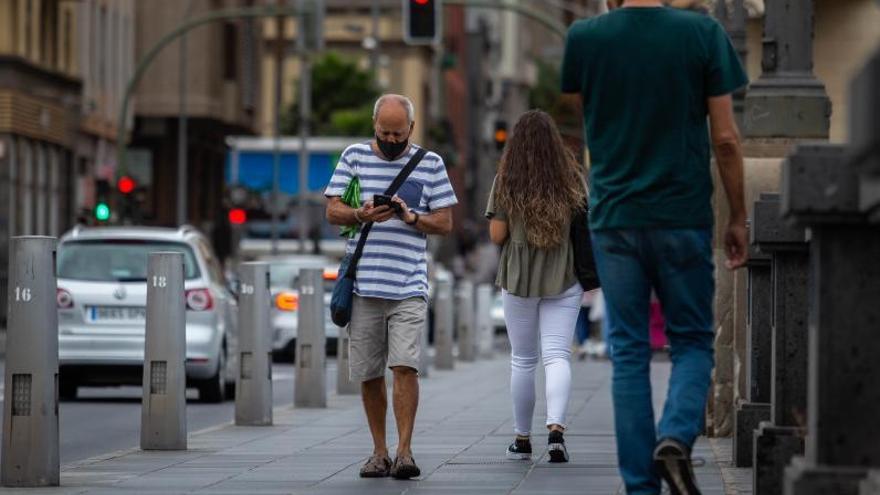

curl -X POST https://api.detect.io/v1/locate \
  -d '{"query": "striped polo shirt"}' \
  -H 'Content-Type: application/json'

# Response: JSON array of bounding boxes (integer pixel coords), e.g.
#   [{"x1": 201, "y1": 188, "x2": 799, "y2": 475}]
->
[{"x1": 325, "y1": 142, "x2": 457, "y2": 300}]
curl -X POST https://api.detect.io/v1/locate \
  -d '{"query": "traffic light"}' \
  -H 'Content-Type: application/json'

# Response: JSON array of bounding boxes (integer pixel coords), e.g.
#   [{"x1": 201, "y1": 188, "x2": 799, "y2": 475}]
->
[
  {"x1": 117, "y1": 176, "x2": 136, "y2": 195},
  {"x1": 228, "y1": 208, "x2": 247, "y2": 225},
  {"x1": 403, "y1": 0, "x2": 441, "y2": 45},
  {"x1": 494, "y1": 120, "x2": 508, "y2": 151},
  {"x1": 94, "y1": 202, "x2": 111, "y2": 222}
]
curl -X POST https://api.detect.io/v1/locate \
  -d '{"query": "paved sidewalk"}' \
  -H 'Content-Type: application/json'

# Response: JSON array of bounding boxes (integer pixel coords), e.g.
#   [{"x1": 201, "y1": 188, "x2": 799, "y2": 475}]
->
[{"x1": 6, "y1": 354, "x2": 734, "y2": 494}]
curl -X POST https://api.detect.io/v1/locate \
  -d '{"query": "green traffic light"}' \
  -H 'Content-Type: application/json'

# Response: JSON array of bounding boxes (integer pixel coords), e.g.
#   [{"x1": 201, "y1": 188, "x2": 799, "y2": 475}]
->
[{"x1": 95, "y1": 202, "x2": 111, "y2": 222}]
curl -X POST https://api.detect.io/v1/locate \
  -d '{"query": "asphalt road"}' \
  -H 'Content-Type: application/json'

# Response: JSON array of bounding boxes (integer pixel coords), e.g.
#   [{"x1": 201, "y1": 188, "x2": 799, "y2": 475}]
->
[{"x1": 0, "y1": 360, "x2": 338, "y2": 464}]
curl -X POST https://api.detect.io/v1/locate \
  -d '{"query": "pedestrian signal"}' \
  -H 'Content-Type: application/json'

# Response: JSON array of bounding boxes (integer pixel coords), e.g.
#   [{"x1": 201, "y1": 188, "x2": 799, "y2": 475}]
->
[
  {"x1": 95, "y1": 202, "x2": 111, "y2": 222},
  {"x1": 404, "y1": 0, "x2": 441, "y2": 45}
]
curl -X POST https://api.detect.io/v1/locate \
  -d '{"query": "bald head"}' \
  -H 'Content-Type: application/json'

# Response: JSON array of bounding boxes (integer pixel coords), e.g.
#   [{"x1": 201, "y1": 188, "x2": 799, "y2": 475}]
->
[{"x1": 373, "y1": 94, "x2": 415, "y2": 159}]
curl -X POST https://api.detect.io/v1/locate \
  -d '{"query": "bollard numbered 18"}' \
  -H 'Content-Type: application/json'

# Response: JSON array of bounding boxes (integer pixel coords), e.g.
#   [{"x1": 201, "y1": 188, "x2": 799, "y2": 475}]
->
[
  {"x1": 476, "y1": 284, "x2": 494, "y2": 358},
  {"x1": 295, "y1": 268, "x2": 326, "y2": 407},
  {"x1": 235, "y1": 262, "x2": 273, "y2": 426},
  {"x1": 141, "y1": 252, "x2": 187, "y2": 450},
  {"x1": 1, "y1": 236, "x2": 59, "y2": 487}
]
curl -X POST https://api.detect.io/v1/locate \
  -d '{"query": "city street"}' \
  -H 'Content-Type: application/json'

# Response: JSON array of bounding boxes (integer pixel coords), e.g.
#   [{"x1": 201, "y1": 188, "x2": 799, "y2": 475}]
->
[{"x1": 0, "y1": 362, "x2": 303, "y2": 464}]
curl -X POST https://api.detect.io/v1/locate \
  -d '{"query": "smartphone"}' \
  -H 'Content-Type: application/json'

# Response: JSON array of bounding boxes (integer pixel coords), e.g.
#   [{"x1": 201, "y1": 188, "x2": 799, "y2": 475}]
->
[{"x1": 373, "y1": 194, "x2": 402, "y2": 214}]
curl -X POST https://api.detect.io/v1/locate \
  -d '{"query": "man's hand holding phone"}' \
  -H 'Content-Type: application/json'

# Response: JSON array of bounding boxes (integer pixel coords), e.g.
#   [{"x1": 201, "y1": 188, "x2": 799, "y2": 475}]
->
[{"x1": 357, "y1": 199, "x2": 395, "y2": 223}]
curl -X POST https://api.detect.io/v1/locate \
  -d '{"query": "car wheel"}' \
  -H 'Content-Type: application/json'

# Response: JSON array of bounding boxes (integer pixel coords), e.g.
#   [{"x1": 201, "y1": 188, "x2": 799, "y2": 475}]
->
[
  {"x1": 198, "y1": 345, "x2": 227, "y2": 403},
  {"x1": 59, "y1": 378, "x2": 78, "y2": 401},
  {"x1": 273, "y1": 339, "x2": 296, "y2": 363}
]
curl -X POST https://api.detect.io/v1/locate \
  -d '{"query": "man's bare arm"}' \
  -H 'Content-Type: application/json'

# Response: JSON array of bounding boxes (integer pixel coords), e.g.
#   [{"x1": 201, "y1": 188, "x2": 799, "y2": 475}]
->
[
  {"x1": 708, "y1": 93, "x2": 747, "y2": 269},
  {"x1": 406, "y1": 207, "x2": 453, "y2": 236}
]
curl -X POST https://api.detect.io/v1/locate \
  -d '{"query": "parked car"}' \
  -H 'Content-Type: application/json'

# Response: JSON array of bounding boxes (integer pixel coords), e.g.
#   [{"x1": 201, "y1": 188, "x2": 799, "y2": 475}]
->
[
  {"x1": 56, "y1": 226, "x2": 239, "y2": 402},
  {"x1": 257, "y1": 254, "x2": 342, "y2": 361}
]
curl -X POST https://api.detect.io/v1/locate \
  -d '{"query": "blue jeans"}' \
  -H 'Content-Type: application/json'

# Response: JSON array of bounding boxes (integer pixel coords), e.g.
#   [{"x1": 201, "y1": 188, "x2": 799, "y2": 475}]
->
[{"x1": 591, "y1": 229, "x2": 715, "y2": 495}]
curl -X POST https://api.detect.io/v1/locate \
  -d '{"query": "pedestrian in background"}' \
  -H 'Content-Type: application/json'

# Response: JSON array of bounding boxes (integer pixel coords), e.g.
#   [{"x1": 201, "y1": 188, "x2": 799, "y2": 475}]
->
[
  {"x1": 486, "y1": 110, "x2": 587, "y2": 464},
  {"x1": 562, "y1": 1, "x2": 748, "y2": 493},
  {"x1": 325, "y1": 94, "x2": 457, "y2": 480}
]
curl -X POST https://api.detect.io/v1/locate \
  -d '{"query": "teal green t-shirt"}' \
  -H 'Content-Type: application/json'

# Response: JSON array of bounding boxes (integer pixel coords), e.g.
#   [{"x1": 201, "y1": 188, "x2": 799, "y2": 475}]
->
[{"x1": 561, "y1": 7, "x2": 748, "y2": 230}]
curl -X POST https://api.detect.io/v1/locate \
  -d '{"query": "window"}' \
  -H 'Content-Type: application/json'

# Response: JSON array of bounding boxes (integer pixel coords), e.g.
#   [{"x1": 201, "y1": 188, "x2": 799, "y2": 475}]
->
[
  {"x1": 98, "y1": 6, "x2": 107, "y2": 90},
  {"x1": 57, "y1": 241, "x2": 201, "y2": 281},
  {"x1": 223, "y1": 23, "x2": 237, "y2": 81}
]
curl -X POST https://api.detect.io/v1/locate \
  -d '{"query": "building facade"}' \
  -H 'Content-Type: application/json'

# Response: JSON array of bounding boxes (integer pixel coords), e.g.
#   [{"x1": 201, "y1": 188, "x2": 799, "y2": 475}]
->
[{"x1": 130, "y1": 0, "x2": 262, "y2": 230}]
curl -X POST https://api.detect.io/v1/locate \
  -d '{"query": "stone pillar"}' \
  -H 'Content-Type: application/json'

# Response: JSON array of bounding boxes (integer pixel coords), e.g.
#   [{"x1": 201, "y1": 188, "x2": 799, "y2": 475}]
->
[
  {"x1": 714, "y1": 0, "x2": 748, "y2": 125},
  {"x1": 733, "y1": 243, "x2": 772, "y2": 468},
  {"x1": 743, "y1": 0, "x2": 831, "y2": 138},
  {"x1": 778, "y1": 70, "x2": 880, "y2": 495},
  {"x1": 750, "y1": 192, "x2": 809, "y2": 495}
]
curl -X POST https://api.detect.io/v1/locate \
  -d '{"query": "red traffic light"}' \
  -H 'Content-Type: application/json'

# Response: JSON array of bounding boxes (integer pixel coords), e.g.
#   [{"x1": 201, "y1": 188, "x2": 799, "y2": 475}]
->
[
  {"x1": 117, "y1": 176, "x2": 136, "y2": 194},
  {"x1": 228, "y1": 208, "x2": 247, "y2": 225}
]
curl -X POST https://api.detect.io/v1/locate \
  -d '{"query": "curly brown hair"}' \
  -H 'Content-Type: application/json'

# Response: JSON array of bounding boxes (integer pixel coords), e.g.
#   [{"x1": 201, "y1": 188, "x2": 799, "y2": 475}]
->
[{"x1": 494, "y1": 110, "x2": 586, "y2": 249}]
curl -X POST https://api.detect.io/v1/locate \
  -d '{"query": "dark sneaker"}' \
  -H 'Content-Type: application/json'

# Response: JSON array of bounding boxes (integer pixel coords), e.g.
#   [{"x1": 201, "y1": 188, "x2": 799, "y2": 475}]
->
[
  {"x1": 390, "y1": 454, "x2": 421, "y2": 480},
  {"x1": 506, "y1": 436, "x2": 533, "y2": 460},
  {"x1": 359, "y1": 454, "x2": 392, "y2": 478},
  {"x1": 547, "y1": 430, "x2": 569, "y2": 463},
  {"x1": 653, "y1": 438, "x2": 702, "y2": 495}
]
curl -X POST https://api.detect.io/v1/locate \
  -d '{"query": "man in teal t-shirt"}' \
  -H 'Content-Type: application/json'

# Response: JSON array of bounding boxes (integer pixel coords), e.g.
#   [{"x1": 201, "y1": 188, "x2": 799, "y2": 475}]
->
[{"x1": 561, "y1": 2, "x2": 748, "y2": 494}]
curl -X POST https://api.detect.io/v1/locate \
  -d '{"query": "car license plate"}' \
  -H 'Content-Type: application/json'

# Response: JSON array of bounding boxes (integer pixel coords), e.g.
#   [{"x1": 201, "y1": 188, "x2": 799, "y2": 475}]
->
[{"x1": 88, "y1": 306, "x2": 146, "y2": 322}]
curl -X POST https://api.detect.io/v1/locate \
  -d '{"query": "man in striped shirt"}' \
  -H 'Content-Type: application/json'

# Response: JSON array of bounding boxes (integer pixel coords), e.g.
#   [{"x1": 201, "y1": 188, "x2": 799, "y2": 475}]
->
[{"x1": 325, "y1": 94, "x2": 457, "y2": 480}]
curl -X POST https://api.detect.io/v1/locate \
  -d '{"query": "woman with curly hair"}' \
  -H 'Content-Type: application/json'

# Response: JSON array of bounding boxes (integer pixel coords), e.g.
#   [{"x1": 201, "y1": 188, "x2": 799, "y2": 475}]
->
[{"x1": 485, "y1": 109, "x2": 587, "y2": 463}]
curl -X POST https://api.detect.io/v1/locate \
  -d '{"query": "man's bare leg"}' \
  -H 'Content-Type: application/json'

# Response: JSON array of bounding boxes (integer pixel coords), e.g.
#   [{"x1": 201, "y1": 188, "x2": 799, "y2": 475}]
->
[
  {"x1": 391, "y1": 366, "x2": 419, "y2": 457},
  {"x1": 362, "y1": 376, "x2": 388, "y2": 457}
]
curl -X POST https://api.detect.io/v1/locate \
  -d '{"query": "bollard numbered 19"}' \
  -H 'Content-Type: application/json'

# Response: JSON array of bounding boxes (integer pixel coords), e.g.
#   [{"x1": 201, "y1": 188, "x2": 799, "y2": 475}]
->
[
  {"x1": 476, "y1": 284, "x2": 494, "y2": 358},
  {"x1": 456, "y1": 279, "x2": 476, "y2": 362},
  {"x1": 295, "y1": 268, "x2": 326, "y2": 407},
  {"x1": 141, "y1": 252, "x2": 187, "y2": 450},
  {"x1": 235, "y1": 262, "x2": 273, "y2": 426},
  {"x1": 434, "y1": 278, "x2": 455, "y2": 370},
  {"x1": 1, "y1": 236, "x2": 59, "y2": 487}
]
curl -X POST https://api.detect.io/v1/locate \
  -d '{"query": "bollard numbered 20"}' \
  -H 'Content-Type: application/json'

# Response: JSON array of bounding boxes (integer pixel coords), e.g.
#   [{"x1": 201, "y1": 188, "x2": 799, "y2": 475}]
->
[
  {"x1": 476, "y1": 284, "x2": 494, "y2": 358},
  {"x1": 456, "y1": 279, "x2": 476, "y2": 362},
  {"x1": 141, "y1": 252, "x2": 187, "y2": 450},
  {"x1": 235, "y1": 262, "x2": 273, "y2": 426},
  {"x1": 1, "y1": 236, "x2": 59, "y2": 487},
  {"x1": 295, "y1": 268, "x2": 326, "y2": 407}
]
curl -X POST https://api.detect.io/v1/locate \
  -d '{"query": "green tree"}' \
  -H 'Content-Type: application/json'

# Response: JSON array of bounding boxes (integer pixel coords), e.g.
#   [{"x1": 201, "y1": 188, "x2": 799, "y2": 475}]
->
[
  {"x1": 282, "y1": 52, "x2": 380, "y2": 136},
  {"x1": 527, "y1": 58, "x2": 581, "y2": 140}
]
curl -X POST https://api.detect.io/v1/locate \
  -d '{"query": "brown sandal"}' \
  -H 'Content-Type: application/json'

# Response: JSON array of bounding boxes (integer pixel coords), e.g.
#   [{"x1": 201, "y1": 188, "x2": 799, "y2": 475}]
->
[
  {"x1": 390, "y1": 454, "x2": 421, "y2": 480},
  {"x1": 359, "y1": 454, "x2": 392, "y2": 478}
]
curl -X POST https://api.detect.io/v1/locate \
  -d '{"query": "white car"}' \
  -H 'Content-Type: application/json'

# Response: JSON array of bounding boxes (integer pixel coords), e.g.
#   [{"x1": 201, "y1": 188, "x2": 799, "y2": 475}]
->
[
  {"x1": 257, "y1": 255, "x2": 342, "y2": 361},
  {"x1": 56, "y1": 226, "x2": 238, "y2": 402}
]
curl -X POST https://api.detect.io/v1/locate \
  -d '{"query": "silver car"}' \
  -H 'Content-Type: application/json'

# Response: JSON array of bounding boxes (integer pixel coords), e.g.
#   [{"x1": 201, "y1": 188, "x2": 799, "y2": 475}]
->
[
  {"x1": 56, "y1": 226, "x2": 238, "y2": 402},
  {"x1": 258, "y1": 255, "x2": 341, "y2": 361}
]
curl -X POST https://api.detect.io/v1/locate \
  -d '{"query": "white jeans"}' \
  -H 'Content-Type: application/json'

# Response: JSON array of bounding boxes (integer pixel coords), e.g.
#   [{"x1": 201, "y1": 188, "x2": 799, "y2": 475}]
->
[{"x1": 503, "y1": 283, "x2": 583, "y2": 435}]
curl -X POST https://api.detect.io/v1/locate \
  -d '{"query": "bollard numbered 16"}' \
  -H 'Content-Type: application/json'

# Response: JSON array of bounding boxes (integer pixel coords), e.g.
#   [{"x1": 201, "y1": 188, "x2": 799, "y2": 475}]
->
[
  {"x1": 1, "y1": 236, "x2": 59, "y2": 487},
  {"x1": 476, "y1": 284, "x2": 494, "y2": 358},
  {"x1": 295, "y1": 268, "x2": 327, "y2": 407},
  {"x1": 235, "y1": 262, "x2": 273, "y2": 426},
  {"x1": 456, "y1": 279, "x2": 476, "y2": 362},
  {"x1": 141, "y1": 252, "x2": 187, "y2": 450}
]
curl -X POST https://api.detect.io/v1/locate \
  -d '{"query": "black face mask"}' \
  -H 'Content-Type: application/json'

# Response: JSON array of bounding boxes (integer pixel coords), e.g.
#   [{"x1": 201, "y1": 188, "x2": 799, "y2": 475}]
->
[{"x1": 376, "y1": 135, "x2": 409, "y2": 161}]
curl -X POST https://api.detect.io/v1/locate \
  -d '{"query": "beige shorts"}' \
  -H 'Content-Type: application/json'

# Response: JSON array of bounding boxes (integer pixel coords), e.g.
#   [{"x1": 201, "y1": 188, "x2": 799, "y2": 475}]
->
[{"x1": 348, "y1": 295, "x2": 426, "y2": 381}]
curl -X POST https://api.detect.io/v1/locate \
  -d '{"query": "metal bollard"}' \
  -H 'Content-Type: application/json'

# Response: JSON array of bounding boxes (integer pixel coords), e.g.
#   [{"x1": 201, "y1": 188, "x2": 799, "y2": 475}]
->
[
  {"x1": 475, "y1": 284, "x2": 494, "y2": 358},
  {"x1": 295, "y1": 268, "x2": 326, "y2": 407},
  {"x1": 456, "y1": 279, "x2": 476, "y2": 362},
  {"x1": 1, "y1": 236, "x2": 59, "y2": 487},
  {"x1": 235, "y1": 262, "x2": 273, "y2": 426},
  {"x1": 141, "y1": 252, "x2": 187, "y2": 450},
  {"x1": 434, "y1": 278, "x2": 455, "y2": 370},
  {"x1": 336, "y1": 329, "x2": 358, "y2": 395}
]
